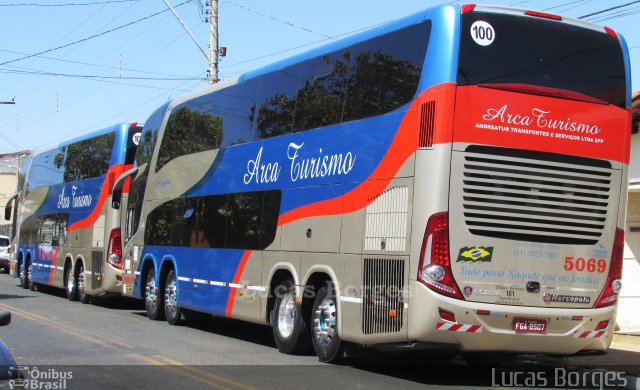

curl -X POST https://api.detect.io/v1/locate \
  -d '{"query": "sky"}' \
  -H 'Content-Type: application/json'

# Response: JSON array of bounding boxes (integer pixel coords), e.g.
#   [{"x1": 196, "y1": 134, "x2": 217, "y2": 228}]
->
[{"x1": 0, "y1": 0, "x2": 638, "y2": 154}]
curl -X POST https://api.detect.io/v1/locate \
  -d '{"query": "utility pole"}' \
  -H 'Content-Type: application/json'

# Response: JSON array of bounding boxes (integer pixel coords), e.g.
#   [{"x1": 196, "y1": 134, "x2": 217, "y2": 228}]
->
[
  {"x1": 209, "y1": 0, "x2": 219, "y2": 84},
  {"x1": 162, "y1": 0, "x2": 210, "y2": 80}
]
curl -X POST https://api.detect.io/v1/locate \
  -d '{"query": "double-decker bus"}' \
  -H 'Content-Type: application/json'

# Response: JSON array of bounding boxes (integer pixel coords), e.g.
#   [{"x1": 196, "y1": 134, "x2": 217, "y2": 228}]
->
[
  {"x1": 9, "y1": 123, "x2": 141, "y2": 303},
  {"x1": 4, "y1": 152, "x2": 32, "y2": 278},
  {"x1": 117, "y1": 4, "x2": 631, "y2": 362}
]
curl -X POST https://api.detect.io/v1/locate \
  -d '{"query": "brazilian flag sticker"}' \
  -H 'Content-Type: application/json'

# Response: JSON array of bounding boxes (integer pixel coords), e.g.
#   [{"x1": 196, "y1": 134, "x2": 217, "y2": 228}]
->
[{"x1": 457, "y1": 246, "x2": 493, "y2": 263}]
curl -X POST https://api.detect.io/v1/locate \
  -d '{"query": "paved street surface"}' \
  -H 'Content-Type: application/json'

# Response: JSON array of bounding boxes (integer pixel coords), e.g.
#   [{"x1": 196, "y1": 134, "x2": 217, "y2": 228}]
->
[{"x1": 0, "y1": 273, "x2": 638, "y2": 389}]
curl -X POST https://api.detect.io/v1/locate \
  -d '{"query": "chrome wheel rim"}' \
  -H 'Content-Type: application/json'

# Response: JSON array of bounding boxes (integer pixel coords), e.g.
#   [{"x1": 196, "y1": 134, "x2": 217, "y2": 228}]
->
[
  {"x1": 27, "y1": 264, "x2": 32, "y2": 284},
  {"x1": 276, "y1": 291, "x2": 296, "y2": 339},
  {"x1": 145, "y1": 273, "x2": 158, "y2": 313},
  {"x1": 164, "y1": 273, "x2": 178, "y2": 320},
  {"x1": 19, "y1": 263, "x2": 26, "y2": 284},
  {"x1": 78, "y1": 266, "x2": 85, "y2": 295},
  {"x1": 66, "y1": 270, "x2": 74, "y2": 294},
  {"x1": 313, "y1": 297, "x2": 336, "y2": 347}
]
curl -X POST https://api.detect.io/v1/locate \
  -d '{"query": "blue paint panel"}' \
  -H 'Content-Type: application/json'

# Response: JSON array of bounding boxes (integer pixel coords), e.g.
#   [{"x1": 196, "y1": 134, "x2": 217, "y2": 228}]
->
[
  {"x1": 185, "y1": 110, "x2": 405, "y2": 213},
  {"x1": 38, "y1": 177, "x2": 105, "y2": 225},
  {"x1": 136, "y1": 246, "x2": 247, "y2": 315}
]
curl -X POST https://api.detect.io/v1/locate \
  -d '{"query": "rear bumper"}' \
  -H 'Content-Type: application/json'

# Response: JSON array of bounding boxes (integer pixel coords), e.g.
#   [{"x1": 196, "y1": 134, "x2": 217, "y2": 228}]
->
[{"x1": 408, "y1": 281, "x2": 615, "y2": 354}]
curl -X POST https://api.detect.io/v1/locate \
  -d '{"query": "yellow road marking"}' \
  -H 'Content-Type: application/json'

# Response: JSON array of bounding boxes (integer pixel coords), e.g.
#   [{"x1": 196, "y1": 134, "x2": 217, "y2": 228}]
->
[
  {"x1": 0, "y1": 302, "x2": 256, "y2": 390},
  {"x1": 0, "y1": 302, "x2": 113, "y2": 348},
  {"x1": 129, "y1": 354, "x2": 233, "y2": 390},
  {"x1": 152, "y1": 355, "x2": 258, "y2": 390}
]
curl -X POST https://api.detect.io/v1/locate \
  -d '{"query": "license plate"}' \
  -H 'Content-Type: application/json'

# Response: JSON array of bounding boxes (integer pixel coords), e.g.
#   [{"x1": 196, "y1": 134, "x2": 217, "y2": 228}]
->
[{"x1": 513, "y1": 318, "x2": 547, "y2": 334}]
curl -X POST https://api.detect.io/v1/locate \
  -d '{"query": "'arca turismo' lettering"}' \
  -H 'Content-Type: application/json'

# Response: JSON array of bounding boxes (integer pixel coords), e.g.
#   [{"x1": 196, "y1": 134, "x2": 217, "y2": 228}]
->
[
  {"x1": 287, "y1": 142, "x2": 356, "y2": 182},
  {"x1": 482, "y1": 104, "x2": 601, "y2": 135},
  {"x1": 57, "y1": 186, "x2": 92, "y2": 209},
  {"x1": 243, "y1": 147, "x2": 281, "y2": 185}
]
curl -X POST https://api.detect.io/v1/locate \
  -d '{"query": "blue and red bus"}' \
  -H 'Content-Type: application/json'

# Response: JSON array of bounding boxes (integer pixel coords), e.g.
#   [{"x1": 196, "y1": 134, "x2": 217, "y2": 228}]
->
[
  {"x1": 117, "y1": 4, "x2": 631, "y2": 362},
  {"x1": 11, "y1": 123, "x2": 141, "y2": 302}
]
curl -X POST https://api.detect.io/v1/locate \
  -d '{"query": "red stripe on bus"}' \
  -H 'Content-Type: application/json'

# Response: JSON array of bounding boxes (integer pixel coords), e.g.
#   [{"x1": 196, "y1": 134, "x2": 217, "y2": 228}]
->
[
  {"x1": 48, "y1": 246, "x2": 60, "y2": 285},
  {"x1": 225, "y1": 250, "x2": 253, "y2": 317},
  {"x1": 67, "y1": 163, "x2": 130, "y2": 232}
]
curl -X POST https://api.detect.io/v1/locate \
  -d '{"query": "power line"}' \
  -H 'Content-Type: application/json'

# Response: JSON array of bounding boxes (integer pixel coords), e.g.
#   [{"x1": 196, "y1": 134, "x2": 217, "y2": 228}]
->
[
  {"x1": 0, "y1": 0, "x2": 192, "y2": 67},
  {"x1": 0, "y1": 1, "x2": 138, "y2": 6},
  {"x1": 579, "y1": 0, "x2": 640, "y2": 18},
  {"x1": 0, "y1": 48, "x2": 195, "y2": 78},
  {"x1": 0, "y1": 68, "x2": 203, "y2": 81},
  {"x1": 224, "y1": 0, "x2": 334, "y2": 39}
]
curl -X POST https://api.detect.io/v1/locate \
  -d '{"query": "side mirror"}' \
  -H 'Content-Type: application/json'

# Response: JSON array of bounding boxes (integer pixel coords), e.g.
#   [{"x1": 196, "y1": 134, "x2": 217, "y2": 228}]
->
[
  {"x1": 4, "y1": 205, "x2": 12, "y2": 221},
  {"x1": 0, "y1": 310, "x2": 11, "y2": 326},
  {"x1": 112, "y1": 189, "x2": 122, "y2": 210}
]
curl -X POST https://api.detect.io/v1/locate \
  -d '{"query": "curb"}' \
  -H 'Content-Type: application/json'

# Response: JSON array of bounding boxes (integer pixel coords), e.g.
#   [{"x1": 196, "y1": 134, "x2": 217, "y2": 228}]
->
[{"x1": 613, "y1": 333, "x2": 640, "y2": 345}]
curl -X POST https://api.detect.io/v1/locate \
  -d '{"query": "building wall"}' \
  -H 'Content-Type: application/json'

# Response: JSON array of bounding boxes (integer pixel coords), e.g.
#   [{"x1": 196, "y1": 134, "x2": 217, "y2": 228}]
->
[{"x1": 619, "y1": 94, "x2": 640, "y2": 333}]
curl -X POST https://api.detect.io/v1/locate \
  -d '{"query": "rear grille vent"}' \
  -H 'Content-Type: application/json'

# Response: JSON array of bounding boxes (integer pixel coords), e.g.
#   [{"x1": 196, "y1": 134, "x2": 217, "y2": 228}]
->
[
  {"x1": 462, "y1": 146, "x2": 613, "y2": 245},
  {"x1": 419, "y1": 100, "x2": 435, "y2": 148},
  {"x1": 364, "y1": 186, "x2": 409, "y2": 252},
  {"x1": 362, "y1": 258, "x2": 404, "y2": 335},
  {"x1": 91, "y1": 250, "x2": 102, "y2": 290}
]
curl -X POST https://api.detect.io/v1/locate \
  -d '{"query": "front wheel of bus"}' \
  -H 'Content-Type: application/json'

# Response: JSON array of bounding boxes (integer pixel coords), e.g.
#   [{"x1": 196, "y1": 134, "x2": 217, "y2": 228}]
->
[
  {"x1": 164, "y1": 269, "x2": 183, "y2": 325},
  {"x1": 145, "y1": 268, "x2": 164, "y2": 321},
  {"x1": 311, "y1": 284, "x2": 344, "y2": 363},
  {"x1": 271, "y1": 280, "x2": 311, "y2": 354}
]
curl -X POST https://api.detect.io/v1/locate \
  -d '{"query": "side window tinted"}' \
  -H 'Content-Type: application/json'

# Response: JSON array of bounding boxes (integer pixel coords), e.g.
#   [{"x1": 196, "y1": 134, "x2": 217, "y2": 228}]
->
[
  {"x1": 344, "y1": 21, "x2": 430, "y2": 121},
  {"x1": 255, "y1": 66, "x2": 301, "y2": 139},
  {"x1": 293, "y1": 50, "x2": 351, "y2": 132},
  {"x1": 144, "y1": 190, "x2": 280, "y2": 251},
  {"x1": 219, "y1": 80, "x2": 259, "y2": 147}
]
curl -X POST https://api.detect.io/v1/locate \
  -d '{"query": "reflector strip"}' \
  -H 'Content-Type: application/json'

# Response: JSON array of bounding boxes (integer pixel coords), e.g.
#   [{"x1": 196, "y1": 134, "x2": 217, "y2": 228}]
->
[
  {"x1": 340, "y1": 296, "x2": 363, "y2": 304},
  {"x1": 436, "y1": 322, "x2": 483, "y2": 333},
  {"x1": 573, "y1": 330, "x2": 608, "y2": 339},
  {"x1": 176, "y1": 275, "x2": 266, "y2": 292}
]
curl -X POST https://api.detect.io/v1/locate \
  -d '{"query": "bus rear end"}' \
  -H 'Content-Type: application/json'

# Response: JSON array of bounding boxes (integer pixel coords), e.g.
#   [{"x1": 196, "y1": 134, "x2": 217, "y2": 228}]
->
[{"x1": 414, "y1": 5, "x2": 630, "y2": 354}]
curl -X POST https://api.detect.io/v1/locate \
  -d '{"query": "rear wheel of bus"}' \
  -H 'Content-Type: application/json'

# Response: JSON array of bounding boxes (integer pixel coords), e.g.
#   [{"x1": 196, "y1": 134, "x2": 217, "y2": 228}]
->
[
  {"x1": 76, "y1": 262, "x2": 91, "y2": 304},
  {"x1": 145, "y1": 267, "x2": 164, "y2": 321},
  {"x1": 311, "y1": 283, "x2": 344, "y2": 363},
  {"x1": 20, "y1": 259, "x2": 30, "y2": 289},
  {"x1": 271, "y1": 279, "x2": 311, "y2": 354},
  {"x1": 64, "y1": 262, "x2": 78, "y2": 301},
  {"x1": 164, "y1": 269, "x2": 183, "y2": 325}
]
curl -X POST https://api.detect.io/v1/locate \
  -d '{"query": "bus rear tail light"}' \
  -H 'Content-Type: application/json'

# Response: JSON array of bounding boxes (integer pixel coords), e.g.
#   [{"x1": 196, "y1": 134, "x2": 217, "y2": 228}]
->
[
  {"x1": 524, "y1": 10, "x2": 562, "y2": 21},
  {"x1": 604, "y1": 27, "x2": 619, "y2": 40},
  {"x1": 594, "y1": 228, "x2": 624, "y2": 308},
  {"x1": 461, "y1": 4, "x2": 476, "y2": 14},
  {"x1": 417, "y1": 212, "x2": 463, "y2": 300},
  {"x1": 107, "y1": 228, "x2": 123, "y2": 270}
]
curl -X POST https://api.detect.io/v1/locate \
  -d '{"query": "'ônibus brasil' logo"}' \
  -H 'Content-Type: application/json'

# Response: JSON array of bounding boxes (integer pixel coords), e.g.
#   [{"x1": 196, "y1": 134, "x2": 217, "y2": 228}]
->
[
  {"x1": 57, "y1": 186, "x2": 93, "y2": 209},
  {"x1": 457, "y1": 246, "x2": 493, "y2": 263}
]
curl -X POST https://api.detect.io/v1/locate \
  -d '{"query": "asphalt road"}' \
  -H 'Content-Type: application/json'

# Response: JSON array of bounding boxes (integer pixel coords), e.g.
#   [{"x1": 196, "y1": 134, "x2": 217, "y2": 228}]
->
[{"x1": 0, "y1": 273, "x2": 638, "y2": 390}]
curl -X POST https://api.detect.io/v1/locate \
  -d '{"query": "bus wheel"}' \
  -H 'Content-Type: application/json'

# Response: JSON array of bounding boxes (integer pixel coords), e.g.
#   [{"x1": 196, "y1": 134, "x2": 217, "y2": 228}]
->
[
  {"x1": 77, "y1": 263, "x2": 91, "y2": 304},
  {"x1": 164, "y1": 269, "x2": 183, "y2": 325},
  {"x1": 311, "y1": 284, "x2": 344, "y2": 363},
  {"x1": 145, "y1": 267, "x2": 164, "y2": 321},
  {"x1": 64, "y1": 265, "x2": 78, "y2": 301},
  {"x1": 271, "y1": 280, "x2": 310, "y2": 354},
  {"x1": 28, "y1": 264, "x2": 36, "y2": 291},
  {"x1": 20, "y1": 260, "x2": 30, "y2": 289}
]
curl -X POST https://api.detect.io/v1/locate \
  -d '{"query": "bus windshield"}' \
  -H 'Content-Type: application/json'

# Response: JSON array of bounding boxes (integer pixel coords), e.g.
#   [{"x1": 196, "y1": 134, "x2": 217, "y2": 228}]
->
[{"x1": 457, "y1": 12, "x2": 626, "y2": 108}]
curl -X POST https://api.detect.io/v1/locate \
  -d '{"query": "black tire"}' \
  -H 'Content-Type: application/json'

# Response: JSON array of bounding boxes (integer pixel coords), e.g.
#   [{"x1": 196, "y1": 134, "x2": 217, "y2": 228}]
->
[
  {"x1": 311, "y1": 283, "x2": 344, "y2": 363},
  {"x1": 20, "y1": 260, "x2": 30, "y2": 289},
  {"x1": 164, "y1": 269, "x2": 183, "y2": 325},
  {"x1": 64, "y1": 264, "x2": 78, "y2": 301},
  {"x1": 271, "y1": 280, "x2": 311, "y2": 354},
  {"x1": 77, "y1": 263, "x2": 91, "y2": 304},
  {"x1": 145, "y1": 267, "x2": 164, "y2": 321}
]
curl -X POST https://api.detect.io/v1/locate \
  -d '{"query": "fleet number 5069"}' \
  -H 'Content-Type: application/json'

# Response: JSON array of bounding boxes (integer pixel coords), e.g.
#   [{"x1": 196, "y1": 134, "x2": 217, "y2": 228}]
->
[{"x1": 563, "y1": 257, "x2": 606, "y2": 273}]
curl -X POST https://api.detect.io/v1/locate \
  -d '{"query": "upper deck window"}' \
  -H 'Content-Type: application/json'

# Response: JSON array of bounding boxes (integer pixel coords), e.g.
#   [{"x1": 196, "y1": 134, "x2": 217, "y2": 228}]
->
[{"x1": 458, "y1": 12, "x2": 626, "y2": 107}]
